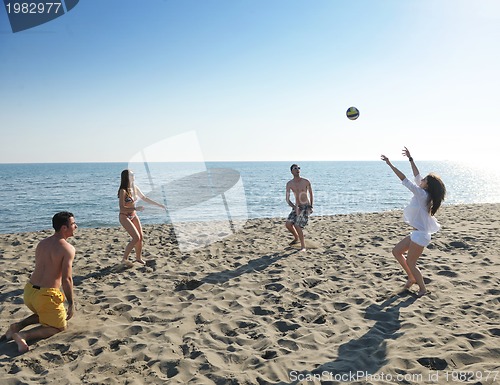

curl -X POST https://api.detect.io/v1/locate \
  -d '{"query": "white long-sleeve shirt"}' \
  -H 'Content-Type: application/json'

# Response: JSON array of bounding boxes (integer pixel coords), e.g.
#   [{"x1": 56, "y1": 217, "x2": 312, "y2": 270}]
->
[{"x1": 402, "y1": 174, "x2": 440, "y2": 234}]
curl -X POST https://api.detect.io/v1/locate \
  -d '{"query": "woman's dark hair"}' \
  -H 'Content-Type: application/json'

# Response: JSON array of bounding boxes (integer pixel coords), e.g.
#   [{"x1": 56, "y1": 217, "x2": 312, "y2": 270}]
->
[
  {"x1": 117, "y1": 169, "x2": 132, "y2": 198},
  {"x1": 426, "y1": 173, "x2": 446, "y2": 216},
  {"x1": 52, "y1": 211, "x2": 74, "y2": 231}
]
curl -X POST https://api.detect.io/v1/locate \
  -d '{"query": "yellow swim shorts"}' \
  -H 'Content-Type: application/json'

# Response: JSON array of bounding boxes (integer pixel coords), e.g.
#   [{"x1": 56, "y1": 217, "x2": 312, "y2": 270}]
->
[{"x1": 23, "y1": 282, "x2": 67, "y2": 329}]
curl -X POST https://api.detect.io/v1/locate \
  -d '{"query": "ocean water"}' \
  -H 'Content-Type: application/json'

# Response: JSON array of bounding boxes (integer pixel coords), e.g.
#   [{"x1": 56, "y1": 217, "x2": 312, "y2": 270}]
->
[{"x1": 0, "y1": 161, "x2": 499, "y2": 234}]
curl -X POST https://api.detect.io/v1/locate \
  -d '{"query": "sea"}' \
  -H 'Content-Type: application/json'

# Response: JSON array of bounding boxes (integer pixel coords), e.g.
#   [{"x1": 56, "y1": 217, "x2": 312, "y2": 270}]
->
[{"x1": 0, "y1": 161, "x2": 499, "y2": 234}]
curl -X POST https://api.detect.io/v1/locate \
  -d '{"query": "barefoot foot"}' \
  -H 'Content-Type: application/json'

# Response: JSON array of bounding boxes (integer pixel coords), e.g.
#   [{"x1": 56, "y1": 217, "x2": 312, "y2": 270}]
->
[
  {"x1": 135, "y1": 258, "x2": 146, "y2": 265},
  {"x1": 12, "y1": 333, "x2": 29, "y2": 353},
  {"x1": 121, "y1": 259, "x2": 134, "y2": 268},
  {"x1": 2, "y1": 323, "x2": 21, "y2": 342},
  {"x1": 404, "y1": 278, "x2": 416, "y2": 290}
]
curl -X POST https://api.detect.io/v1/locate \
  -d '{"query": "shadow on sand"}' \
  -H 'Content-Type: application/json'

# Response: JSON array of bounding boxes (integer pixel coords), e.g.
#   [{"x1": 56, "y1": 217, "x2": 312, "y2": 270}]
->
[
  {"x1": 278, "y1": 292, "x2": 418, "y2": 384},
  {"x1": 174, "y1": 250, "x2": 297, "y2": 290}
]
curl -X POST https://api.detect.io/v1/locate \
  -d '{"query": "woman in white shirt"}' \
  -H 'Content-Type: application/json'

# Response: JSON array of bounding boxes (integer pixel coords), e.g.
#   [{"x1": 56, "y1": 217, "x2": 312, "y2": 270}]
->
[{"x1": 381, "y1": 147, "x2": 446, "y2": 297}]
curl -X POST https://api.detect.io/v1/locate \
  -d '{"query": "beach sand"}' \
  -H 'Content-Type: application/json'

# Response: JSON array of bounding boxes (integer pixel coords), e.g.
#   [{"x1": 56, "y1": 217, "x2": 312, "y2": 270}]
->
[{"x1": 1, "y1": 203, "x2": 499, "y2": 384}]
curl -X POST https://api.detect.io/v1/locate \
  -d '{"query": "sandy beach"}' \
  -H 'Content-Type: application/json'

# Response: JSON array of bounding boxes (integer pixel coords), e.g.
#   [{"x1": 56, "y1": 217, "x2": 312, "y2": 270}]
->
[{"x1": 1, "y1": 203, "x2": 499, "y2": 384}]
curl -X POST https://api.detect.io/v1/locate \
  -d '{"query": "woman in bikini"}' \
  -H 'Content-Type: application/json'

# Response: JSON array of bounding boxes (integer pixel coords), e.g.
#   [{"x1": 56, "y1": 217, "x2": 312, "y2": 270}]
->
[
  {"x1": 381, "y1": 147, "x2": 446, "y2": 297},
  {"x1": 118, "y1": 169, "x2": 165, "y2": 267}
]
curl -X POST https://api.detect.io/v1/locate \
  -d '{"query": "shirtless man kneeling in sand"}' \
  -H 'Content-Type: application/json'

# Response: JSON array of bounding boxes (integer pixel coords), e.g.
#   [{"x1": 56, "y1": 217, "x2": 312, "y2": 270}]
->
[
  {"x1": 1, "y1": 212, "x2": 77, "y2": 353},
  {"x1": 285, "y1": 164, "x2": 314, "y2": 251}
]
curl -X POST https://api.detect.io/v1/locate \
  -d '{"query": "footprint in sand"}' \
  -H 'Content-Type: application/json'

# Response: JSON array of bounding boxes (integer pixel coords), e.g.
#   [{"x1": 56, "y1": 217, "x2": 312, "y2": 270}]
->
[
  {"x1": 264, "y1": 283, "x2": 285, "y2": 292},
  {"x1": 278, "y1": 338, "x2": 299, "y2": 351},
  {"x1": 273, "y1": 320, "x2": 300, "y2": 333},
  {"x1": 333, "y1": 302, "x2": 350, "y2": 311},
  {"x1": 109, "y1": 339, "x2": 127, "y2": 351},
  {"x1": 417, "y1": 357, "x2": 448, "y2": 370},
  {"x1": 437, "y1": 270, "x2": 458, "y2": 278},
  {"x1": 251, "y1": 306, "x2": 274, "y2": 316}
]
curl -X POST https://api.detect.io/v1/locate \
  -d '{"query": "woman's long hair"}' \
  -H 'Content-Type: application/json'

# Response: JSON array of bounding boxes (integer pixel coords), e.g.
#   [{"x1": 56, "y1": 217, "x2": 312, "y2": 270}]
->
[
  {"x1": 426, "y1": 173, "x2": 446, "y2": 216},
  {"x1": 117, "y1": 169, "x2": 133, "y2": 198}
]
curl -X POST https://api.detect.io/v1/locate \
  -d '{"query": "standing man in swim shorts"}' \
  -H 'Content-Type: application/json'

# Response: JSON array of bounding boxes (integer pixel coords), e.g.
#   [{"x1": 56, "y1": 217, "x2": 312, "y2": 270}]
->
[
  {"x1": 285, "y1": 164, "x2": 314, "y2": 251},
  {"x1": 1, "y1": 212, "x2": 77, "y2": 353}
]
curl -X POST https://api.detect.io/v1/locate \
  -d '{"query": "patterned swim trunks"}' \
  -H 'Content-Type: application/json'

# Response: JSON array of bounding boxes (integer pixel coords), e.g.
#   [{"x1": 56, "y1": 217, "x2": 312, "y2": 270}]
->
[{"x1": 287, "y1": 205, "x2": 312, "y2": 228}]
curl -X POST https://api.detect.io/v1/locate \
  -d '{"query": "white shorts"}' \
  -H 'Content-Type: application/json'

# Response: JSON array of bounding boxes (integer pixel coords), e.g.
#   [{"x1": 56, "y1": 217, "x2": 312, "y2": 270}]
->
[{"x1": 410, "y1": 231, "x2": 431, "y2": 247}]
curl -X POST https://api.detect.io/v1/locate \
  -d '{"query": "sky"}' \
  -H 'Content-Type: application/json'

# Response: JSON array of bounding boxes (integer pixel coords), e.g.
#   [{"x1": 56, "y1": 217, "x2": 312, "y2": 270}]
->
[{"x1": 1, "y1": 0, "x2": 499, "y2": 163}]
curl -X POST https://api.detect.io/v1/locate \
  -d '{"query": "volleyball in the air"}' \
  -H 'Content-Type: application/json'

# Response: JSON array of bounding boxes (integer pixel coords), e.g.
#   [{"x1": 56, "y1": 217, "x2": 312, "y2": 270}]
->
[{"x1": 346, "y1": 106, "x2": 360, "y2": 120}]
